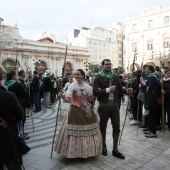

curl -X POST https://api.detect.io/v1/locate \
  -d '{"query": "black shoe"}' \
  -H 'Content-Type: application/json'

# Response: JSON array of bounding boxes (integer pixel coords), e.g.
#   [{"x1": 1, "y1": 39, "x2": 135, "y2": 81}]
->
[
  {"x1": 145, "y1": 132, "x2": 157, "y2": 138},
  {"x1": 112, "y1": 151, "x2": 125, "y2": 159},
  {"x1": 139, "y1": 125, "x2": 146, "y2": 128},
  {"x1": 156, "y1": 126, "x2": 162, "y2": 130},
  {"x1": 23, "y1": 132, "x2": 28, "y2": 136},
  {"x1": 143, "y1": 127, "x2": 149, "y2": 131},
  {"x1": 143, "y1": 131, "x2": 150, "y2": 134},
  {"x1": 33, "y1": 109, "x2": 41, "y2": 112},
  {"x1": 23, "y1": 135, "x2": 30, "y2": 140},
  {"x1": 102, "y1": 148, "x2": 107, "y2": 156}
]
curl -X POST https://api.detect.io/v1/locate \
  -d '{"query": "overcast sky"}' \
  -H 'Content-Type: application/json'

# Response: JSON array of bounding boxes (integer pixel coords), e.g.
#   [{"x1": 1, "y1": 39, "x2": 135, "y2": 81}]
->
[{"x1": 0, "y1": 0, "x2": 169, "y2": 42}]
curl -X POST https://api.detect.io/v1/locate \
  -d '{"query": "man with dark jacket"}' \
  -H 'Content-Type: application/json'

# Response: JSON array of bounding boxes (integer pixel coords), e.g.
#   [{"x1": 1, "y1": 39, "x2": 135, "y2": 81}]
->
[
  {"x1": 43, "y1": 70, "x2": 52, "y2": 108},
  {"x1": 31, "y1": 71, "x2": 41, "y2": 112},
  {"x1": 93, "y1": 59, "x2": 132, "y2": 159},
  {"x1": 4, "y1": 70, "x2": 29, "y2": 140},
  {"x1": 0, "y1": 65, "x2": 24, "y2": 170},
  {"x1": 18, "y1": 70, "x2": 30, "y2": 137}
]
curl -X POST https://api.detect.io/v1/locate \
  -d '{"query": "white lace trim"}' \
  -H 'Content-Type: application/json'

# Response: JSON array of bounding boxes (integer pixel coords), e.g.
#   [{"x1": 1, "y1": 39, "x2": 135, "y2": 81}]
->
[
  {"x1": 67, "y1": 122, "x2": 99, "y2": 137},
  {"x1": 67, "y1": 82, "x2": 92, "y2": 98}
]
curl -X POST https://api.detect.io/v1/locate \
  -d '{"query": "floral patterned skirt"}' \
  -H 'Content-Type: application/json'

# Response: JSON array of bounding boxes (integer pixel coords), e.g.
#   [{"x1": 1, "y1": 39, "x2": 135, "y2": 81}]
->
[{"x1": 54, "y1": 106, "x2": 102, "y2": 158}]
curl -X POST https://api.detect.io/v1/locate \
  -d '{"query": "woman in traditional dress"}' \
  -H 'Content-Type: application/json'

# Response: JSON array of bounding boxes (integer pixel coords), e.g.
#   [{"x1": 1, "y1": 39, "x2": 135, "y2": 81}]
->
[{"x1": 54, "y1": 69, "x2": 102, "y2": 158}]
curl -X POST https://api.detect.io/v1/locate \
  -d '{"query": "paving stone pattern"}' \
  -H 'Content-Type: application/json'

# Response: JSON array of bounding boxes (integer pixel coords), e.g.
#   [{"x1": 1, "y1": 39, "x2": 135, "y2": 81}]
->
[{"x1": 23, "y1": 101, "x2": 170, "y2": 170}]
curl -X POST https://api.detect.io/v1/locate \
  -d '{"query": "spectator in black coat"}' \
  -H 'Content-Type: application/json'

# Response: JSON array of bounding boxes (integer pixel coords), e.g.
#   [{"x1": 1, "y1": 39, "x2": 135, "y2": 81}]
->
[
  {"x1": 43, "y1": 70, "x2": 52, "y2": 108},
  {"x1": 4, "y1": 70, "x2": 29, "y2": 140},
  {"x1": 0, "y1": 65, "x2": 24, "y2": 170},
  {"x1": 18, "y1": 70, "x2": 30, "y2": 136},
  {"x1": 140, "y1": 65, "x2": 158, "y2": 138},
  {"x1": 31, "y1": 71, "x2": 41, "y2": 112}
]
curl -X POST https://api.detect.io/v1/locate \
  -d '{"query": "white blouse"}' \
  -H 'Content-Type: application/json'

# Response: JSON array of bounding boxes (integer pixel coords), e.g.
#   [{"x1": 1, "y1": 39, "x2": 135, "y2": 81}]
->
[{"x1": 67, "y1": 82, "x2": 93, "y2": 98}]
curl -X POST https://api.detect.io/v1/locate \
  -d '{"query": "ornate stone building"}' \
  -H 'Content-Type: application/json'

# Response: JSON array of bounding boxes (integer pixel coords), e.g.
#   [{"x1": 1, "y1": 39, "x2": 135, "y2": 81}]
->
[
  {"x1": 0, "y1": 18, "x2": 89, "y2": 76},
  {"x1": 124, "y1": 4, "x2": 170, "y2": 72}
]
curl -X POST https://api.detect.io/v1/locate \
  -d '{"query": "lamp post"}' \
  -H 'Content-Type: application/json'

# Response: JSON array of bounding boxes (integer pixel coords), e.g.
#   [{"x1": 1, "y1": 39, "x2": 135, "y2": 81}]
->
[
  {"x1": 32, "y1": 58, "x2": 41, "y2": 71},
  {"x1": 84, "y1": 61, "x2": 90, "y2": 73}
]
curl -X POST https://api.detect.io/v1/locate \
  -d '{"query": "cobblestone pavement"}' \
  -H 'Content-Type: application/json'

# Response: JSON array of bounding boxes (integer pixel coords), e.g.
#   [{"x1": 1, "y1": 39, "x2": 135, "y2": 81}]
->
[{"x1": 23, "y1": 101, "x2": 170, "y2": 170}]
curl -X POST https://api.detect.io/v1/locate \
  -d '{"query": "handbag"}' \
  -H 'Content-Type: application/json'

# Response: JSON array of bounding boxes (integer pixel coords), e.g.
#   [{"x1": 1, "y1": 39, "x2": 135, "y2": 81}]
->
[
  {"x1": 144, "y1": 86, "x2": 157, "y2": 109},
  {"x1": 0, "y1": 116, "x2": 31, "y2": 155},
  {"x1": 137, "y1": 92, "x2": 145, "y2": 103},
  {"x1": 156, "y1": 95, "x2": 162, "y2": 105}
]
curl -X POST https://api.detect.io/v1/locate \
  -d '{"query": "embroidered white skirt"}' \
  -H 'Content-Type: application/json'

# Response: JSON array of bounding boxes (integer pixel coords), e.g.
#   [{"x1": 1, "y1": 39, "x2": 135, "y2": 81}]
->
[{"x1": 54, "y1": 106, "x2": 102, "y2": 158}]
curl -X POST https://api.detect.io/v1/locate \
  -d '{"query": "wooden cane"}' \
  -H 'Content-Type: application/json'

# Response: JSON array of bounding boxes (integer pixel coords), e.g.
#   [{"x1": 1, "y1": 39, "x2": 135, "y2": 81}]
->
[
  {"x1": 50, "y1": 45, "x2": 68, "y2": 158},
  {"x1": 119, "y1": 95, "x2": 131, "y2": 145},
  {"x1": 119, "y1": 50, "x2": 136, "y2": 144},
  {"x1": 28, "y1": 85, "x2": 34, "y2": 132}
]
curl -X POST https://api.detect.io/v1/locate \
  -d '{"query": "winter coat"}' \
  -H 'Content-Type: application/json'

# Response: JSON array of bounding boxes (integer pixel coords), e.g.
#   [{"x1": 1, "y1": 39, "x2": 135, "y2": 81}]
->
[{"x1": 0, "y1": 85, "x2": 23, "y2": 164}]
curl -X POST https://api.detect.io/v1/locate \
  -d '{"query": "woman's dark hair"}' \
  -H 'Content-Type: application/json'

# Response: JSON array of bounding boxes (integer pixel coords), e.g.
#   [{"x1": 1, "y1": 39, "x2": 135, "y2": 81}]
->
[
  {"x1": 145, "y1": 65, "x2": 155, "y2": 73},
  {"x1": 135, "y1": 70, "x2": 142, "y2": 84},
  {"x1": 76, "y1": 69, "x2": 86, "y2": 79},
  {"x1": 155, "y1": 66, "x2": 160, "y2": 72}
]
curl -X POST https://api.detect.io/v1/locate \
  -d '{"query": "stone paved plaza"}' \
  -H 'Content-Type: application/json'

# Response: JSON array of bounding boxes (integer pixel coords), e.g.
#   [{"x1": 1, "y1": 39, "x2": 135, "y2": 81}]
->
[{"x1": 23, "y1": 101, "x2": 170, "y2": 170}]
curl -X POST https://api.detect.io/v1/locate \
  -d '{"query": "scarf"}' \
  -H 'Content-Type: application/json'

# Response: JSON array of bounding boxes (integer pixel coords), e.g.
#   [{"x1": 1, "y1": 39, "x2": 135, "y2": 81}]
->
[
  {"x1": 131, "y1": 77, "x2": 137, "y2": 83},
  {"x1": 99, "y1": 70, "x2": 114, "y2": 84},
  {"x1": 18, "y1": 77, "x2": 27, "y2": 90},
  {"x1": 144, "y1": 72, "x2": 157, "y2": 80},
  {"x1": 4, "y1": 80, "x2": 16, "y2": 88},
  {"x1": 43, "y1": 73, "x2": 50, "y2": 78}
]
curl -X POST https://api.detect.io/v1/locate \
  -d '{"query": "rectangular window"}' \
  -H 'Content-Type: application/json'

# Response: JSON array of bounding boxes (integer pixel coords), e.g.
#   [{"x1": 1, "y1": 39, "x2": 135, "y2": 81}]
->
[
  {"x1": 132, "y1": 24, "x2": 137, "y2": 31},
  {"x1": 163, "y1": 41, "x2": 169, "y2": 48},
  {"x1": 148, "y1": 20, "x2": 153, "y2": 28},
  {"x1": 132, "y1": 43, "x2": 137, "y2": 52},
  {"x1": 147, "y1": 42, "x2": 153, "y2": 50},
  {"x1": 164, "y1": 16, "x2": 169, "y2": 24}
]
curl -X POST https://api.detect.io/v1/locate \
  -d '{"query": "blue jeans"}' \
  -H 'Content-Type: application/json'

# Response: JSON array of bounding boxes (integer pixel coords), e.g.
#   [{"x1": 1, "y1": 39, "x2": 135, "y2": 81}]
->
[
  {"x1": 130, "y1": 98, "x2": 142, "y2": 122},
  {"x1": 33, "y1": 92, "x2": 41, "y2": 110}
]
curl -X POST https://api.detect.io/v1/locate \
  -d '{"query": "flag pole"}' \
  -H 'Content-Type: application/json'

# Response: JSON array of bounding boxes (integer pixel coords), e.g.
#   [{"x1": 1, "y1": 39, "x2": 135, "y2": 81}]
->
[
  {"x1": 160, "y1": 55, "x2": 165, "y2": 132},
  {"x1": 136, "y1": 55, "x2": 144, "y2": 138}
]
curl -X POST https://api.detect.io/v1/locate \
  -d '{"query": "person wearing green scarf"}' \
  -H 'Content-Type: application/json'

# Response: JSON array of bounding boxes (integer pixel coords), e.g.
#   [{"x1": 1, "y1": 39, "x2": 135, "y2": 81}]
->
[
  {"x1": 18, "y1": 70, "x2": 30, "y2": 140},
  {"x1": 93, "y1": 59, "x2": 133, "y2": 159},
  {"x1": 140, "y1": 65, "x2": 158, "y2": 138}
]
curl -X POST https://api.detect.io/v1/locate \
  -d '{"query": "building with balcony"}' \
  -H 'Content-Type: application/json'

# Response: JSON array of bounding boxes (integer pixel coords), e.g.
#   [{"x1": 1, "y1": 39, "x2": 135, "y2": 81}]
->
[{"x1": 124, "y1": 4, "x2": 170, "y2": 72}]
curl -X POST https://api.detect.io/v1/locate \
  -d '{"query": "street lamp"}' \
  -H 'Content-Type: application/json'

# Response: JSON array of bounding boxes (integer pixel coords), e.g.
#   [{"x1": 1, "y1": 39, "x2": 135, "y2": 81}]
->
[
  {"x1": 32, "y1": 58, "x2": 41, "y2": 71},
  {"x1": 84, "y1": 61, "x2": 90, "y2": 73}
]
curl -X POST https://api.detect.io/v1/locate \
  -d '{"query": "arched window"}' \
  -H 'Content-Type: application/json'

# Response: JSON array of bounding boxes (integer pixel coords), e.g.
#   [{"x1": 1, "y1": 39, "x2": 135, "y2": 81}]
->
[
  {"x1": 37, "y1": 61, "x2": 47, "y2": 67},
  {"x1": 2, "y1": 59, "x2": 15, "y2": 67}
]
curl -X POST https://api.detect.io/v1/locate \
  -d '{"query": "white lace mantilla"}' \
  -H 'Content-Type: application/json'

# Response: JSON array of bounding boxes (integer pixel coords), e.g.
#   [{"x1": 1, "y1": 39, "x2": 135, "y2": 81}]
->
[
  {"x1": 67, "y1": 82, "x2": 93, "y2": 98},
  {"x1": 67, "y1": 123, "x2": 99, "y2": 136}
]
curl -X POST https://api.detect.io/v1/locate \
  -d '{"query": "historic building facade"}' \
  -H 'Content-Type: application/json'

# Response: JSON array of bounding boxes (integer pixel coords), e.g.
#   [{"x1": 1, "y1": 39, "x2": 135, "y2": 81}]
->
[
  {"x1": 124, "y1": 4, "x2": 170, "y2": 72},
  {"x1": 67, "y1": 26, "x2": 120, "y2": 68},
  {"x1": 0, "y1": 18, "x2": 89, "y2": 76}
]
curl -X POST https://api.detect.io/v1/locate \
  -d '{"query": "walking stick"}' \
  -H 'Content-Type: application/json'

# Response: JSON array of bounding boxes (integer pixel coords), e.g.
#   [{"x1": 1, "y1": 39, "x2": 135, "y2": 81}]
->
[
  {"x1": 136, "y1": 60, "x2": 144, "y2": 137},
  {"x1": 50, "y1": 45, "x2": 68, "y2": 158},
  {"x1": 119, "y1": 95, "x2": 131, "y2": 145},
  {"x1": 119, "y1": 50, "x2": 136, "y2": 145},
  {"x1": 160, "y1": 58, "x2": 165, "y2": 132},
  {"x1": 28, "y1": 81, "x2": 34, "y2": 132}
]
